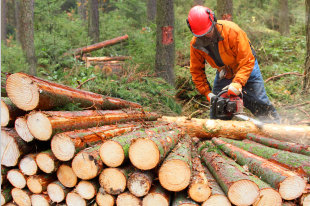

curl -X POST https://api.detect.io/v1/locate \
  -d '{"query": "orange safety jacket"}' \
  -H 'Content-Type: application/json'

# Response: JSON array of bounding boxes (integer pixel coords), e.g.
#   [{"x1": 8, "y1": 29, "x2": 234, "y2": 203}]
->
[{"x1": 190, "y1": 20, "x2": 255, "y2": 97}]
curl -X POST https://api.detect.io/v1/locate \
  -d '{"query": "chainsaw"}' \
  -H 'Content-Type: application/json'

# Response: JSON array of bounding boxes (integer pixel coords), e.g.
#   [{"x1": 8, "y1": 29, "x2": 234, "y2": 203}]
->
[{"x1": 210, "y1": 90, "x2": 263, "y2": 128}]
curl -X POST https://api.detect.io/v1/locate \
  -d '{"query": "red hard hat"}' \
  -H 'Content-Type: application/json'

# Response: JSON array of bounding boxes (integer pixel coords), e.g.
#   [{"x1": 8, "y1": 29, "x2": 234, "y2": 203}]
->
[{"x1": 187, "y1": 6, "x2": 215, "y2": 37}]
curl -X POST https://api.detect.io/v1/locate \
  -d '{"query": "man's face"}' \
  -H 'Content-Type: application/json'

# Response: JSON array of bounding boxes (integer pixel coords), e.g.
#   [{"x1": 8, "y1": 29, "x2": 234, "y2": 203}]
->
[{"x1": 204, "y1": 27, "x2": 214, "y2": 38}]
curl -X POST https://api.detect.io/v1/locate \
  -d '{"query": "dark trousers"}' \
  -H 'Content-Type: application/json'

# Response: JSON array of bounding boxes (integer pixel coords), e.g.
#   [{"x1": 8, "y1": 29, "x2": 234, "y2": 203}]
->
[{"x1": 211, "y1": 60, "x2": 280, "y2": 123}]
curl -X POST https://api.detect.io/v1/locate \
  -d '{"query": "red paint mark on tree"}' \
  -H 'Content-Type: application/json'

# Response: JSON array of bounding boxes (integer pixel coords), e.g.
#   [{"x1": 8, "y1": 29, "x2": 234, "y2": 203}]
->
[{"x1": 162, "y1": 26, "x2": 174, "y2": 45}]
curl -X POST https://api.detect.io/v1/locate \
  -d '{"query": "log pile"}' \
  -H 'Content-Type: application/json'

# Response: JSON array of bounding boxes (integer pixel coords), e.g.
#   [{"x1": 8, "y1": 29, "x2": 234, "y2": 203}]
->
[{"x1": 1, "y1": 72, "x2": 310, "y2": 206}]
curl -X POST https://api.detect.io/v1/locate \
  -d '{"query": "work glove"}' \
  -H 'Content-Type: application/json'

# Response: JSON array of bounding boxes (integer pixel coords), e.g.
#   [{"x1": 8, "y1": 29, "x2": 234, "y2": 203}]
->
[
  {"x1": 206, "y1": 93, "x2": 216, "y2": 102},
  {"x1": 223, "y1": 82, "x2": 242, "y2": 96}
]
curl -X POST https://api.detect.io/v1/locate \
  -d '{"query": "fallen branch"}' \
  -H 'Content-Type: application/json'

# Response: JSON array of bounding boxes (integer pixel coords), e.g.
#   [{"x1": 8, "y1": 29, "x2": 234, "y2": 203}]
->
[
  {"x1": 284, "y1": 101, "x2": 310, "y2": 109},
  {"x1": 265, "y1": 72, "x2": 303, "y2": 83},
  {"x1": 76, "y1": 77, "x2": 96, "y2": 89},
  {"x1": 83, "y1": 56, "x2": 131, "y2": 62}
]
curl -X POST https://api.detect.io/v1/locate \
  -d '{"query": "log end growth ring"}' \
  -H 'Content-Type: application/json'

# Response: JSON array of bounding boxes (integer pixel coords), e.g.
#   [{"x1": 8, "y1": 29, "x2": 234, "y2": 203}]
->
[
  {"x1": 11, "y1": 188, "x2": 31, "y2": 206},
  {"x1": 188, "y1": 183, "x2": 211, "y2": 202},
  {"x1": 142, "y1": 193, "x2": 169, "y2": 206},
  {"x1": 99, "y1": 140, "x2": 125, "y2": 167},
  {"x1": 57, "y1": 164, "x2": 77, "y2": 188},
  {"x1": 227, "y1": 179, "x2": 259, "y2": 206},
  {"x1": 6, "y1": 73, "x2": 39, "y2": 111},
  {"x1": 47, "y1": 183, "x2": 65, "y2": 203},
  {"x1": 253, "y1": 188, "x2": 282, "y2": 206},
  {"x1": 201, "y1": 194, "x2": 231, "y2": 206},
  {"x1": 27, "y1": 112, "x2": 53, "y2": 141},
  {"x1": 159, "y1": 159, "x2": 191, "y2": 192},
  {"x1": 279, "y1": 175, "x2": 306, "y2": 200},
  {"x1": 27, "y1": 176, "x2": 43, "y2": 194},
  {"x1": 129, "y1": 138, "x2": 160, "y2": 170},
  {"x1": 36, "y1": 153, "x2": 55, "y2": 173},
  {"x1": 66, "y1": 192, "x2": 86, "y2": 206},
  {"x1": 51, "y1": 134, "x2": 75, "y2": 161},
  {"x1": 96, "y1": 189, "x2": 114, "y2": 206},
  {"x1": 1, "y1": 130, "x2": 20, "y2": 167},
  {"x1": 72, "y1": 152, "x2": 100, "y2": 180},
  {"x1": 76, "y1": 180, "x2": 96, "y2": 200},
  {"x1": 19, "y1": 155, "x2": 38, "y2": 176},
  {"x1": 1, "y1": 100, "x2": 9, "y2": 126},
  {"x1": 31, "y1": 194, "x2": 50, "y2": 206},
  {"x1": 7, "y1": 169, "x2": 27, "y2": 189},
  {"x1": 15, "y1": 117, "x2": 35, "y2": 142},
  {"x1": 99, "y1": 168, "x2": 126, "y2": 195}
]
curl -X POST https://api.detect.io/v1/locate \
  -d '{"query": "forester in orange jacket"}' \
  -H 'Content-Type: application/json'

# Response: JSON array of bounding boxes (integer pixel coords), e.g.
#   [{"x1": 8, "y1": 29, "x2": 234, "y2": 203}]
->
[{"x1": 187, "y1": 5, "x2": 280, "y2": 122}]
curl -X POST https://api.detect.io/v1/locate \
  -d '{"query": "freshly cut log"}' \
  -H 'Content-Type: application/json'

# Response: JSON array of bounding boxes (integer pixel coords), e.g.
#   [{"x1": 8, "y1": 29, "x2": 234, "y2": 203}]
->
[
  {"x1": 100, "y1": 124, "x2": 176, "y2": 168},
  {"x1": 116, "y1": 192, "x2": 142, "y2": 206},
  {"x1": 96, "y1": 187, "x2": 115, "y2": 206},
  {"x1": 171, "y1": 191, "x2": 199, "y2": 206},
  {"x1": 15, "y1": 117, "x2": 35, "y2": 142},
  {"x1": 212, "y1": 138, "x2": 307, "y2": 200},
  {"x1": 301, "y1": 193, "x2": 310, "y2": 206},
  {"x1": 159, "y1": 116, "x2": 310, "y2": 144},
  {"x1": 201, "y1": 165, "x2": 231, "y2": 206},
  {"x1": 1, "y1": 128, "x2": 33, "y2": 167},
  {"x1": 57, "y1": 164, "x2": 78, "y2": 188},
  {"x1": 47, "y1": 181, "x2": 70, "y2": 203},
  {"x1": 1, "y1": 166, "x2": 9, "y2": 186},
  {"x1": 76, "y1": 180, "x2": 99, "y2": 200},
  {"x1": 129, "y1": 129, "x2": 183, "y2": 170},
  {"x1": 127, "y1": 170, "x2": 154, "y2": 197},
  {"x1": 142, "y1": 184, "x2": 170, "y2": 206},
  {"x1": 71, "y1": 35, "x2": 129, "y2": 55},
  {"x1": 27, "y1": 109, "x2": 157, "y2": 141},
  {"x1": 220, "y1": 137, "x2": 310, "y2": 177},
  {"x1": 30, "y1": 194, "x2": 51, "y2": 206},
  {"x1": 1, "y1": 97, "x2": 26, "y2": 127},
  {"x1": 19, "y1": 154, "x2": 38, "y2": 176},
  {"x1": 7, "y1": 169, "x2": 27, "y2": 188},
  {"x1": 72, "y1": 143, "x2": 103, "y2": 180},
  {"x1": 66, "y1": 192, "x2": 86, "y2": 206},
  {"x1": 158, "y1": 135, "x2": 192, "y2": 192},
  {"x1": 99, "y1": 166, "x2": 133, "y2": 195},
  {"x1": 1, "y1": 187, "x2": 12, "y2": 206},
  {"x1": 26, "y1": 174, "x2": 55, "y2": 194},
  {"x1": 36, "y1": 150, "x2": 59, "y2": 173},
  {"x1": 200, "y1": 145, "x2": 259, "y2": 206},
  {"x1": 246, "y1": 133, "x2": 310, "y2": 156},
  {"x1": 11, "y1": 188, "x2": 31, "y2": 206},
  {"x1": 188, "y1": 146, "x2": 211, "y2": 203},
  {"x1": 51, "y1": 124, "x2": 136, "y2": 161},
  {"x1": 6, "y1": 72, "x2": 141, "y2": 111},
  {"x1": 84, "y1": 56, "x2": 131, "y2": 62}
]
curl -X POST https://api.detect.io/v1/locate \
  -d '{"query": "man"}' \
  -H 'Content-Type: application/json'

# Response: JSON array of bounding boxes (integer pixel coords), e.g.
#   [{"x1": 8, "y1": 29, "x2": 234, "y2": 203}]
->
[{"x1": 187, "y1": 5, "x2": 280, "y2": 122}]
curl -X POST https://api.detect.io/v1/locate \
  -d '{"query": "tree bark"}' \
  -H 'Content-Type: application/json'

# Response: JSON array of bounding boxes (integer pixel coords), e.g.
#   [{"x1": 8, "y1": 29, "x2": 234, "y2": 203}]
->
[
  {"x1": 7, "y1": 169, "x2": 27, "y2": 189},
  {"x1": 78, "y1": 0, "x2": 87, "y2": 22},
  {"x1": 1, "y1": 0, "x2": 7, "y2": 45},
  {"x1": 88, "y1": 0, "x2": 100, "y2": 43},
  {"x1": 220, "y1": 137, "x2": 310, "y2": 177},
  {"x1": 26, "y1": 174, "x2": 55, "y2": 194},
  {"x1": 1, "y1": 128, "x2": 33, "y2": 167},
  {"x1": 14, "y1": 0, "x2": 21, "y2": 44},
  {"x1": 279, "y1": 0, "x2": 290, "y2": 36},
  {"x1": 142, "y1": 184, "x2": 170, "y2": 206},
  {"x1": 171, "y1": 191, "x2": 199, "y2": 206},
  {"x1": 76, "y1": 180, "x2": 99, "y2": 200},
  {"x1": 27, "y1": 109, "x2": 157, "y2": 141},
  {"x1": 19, "y1": 0, "x2": 37, "y2": 75},
  {"x1": 6, "y1": 72, "x2": 141, "y2": 111},
  {"x1": 246, "y1": 133, "x2": 310, "y2": 156},
  {"x1": 56, "y1": 164, "x2": 78, "y2": 188},
  {"x1": 304, "y1": 0, "x2": 310, "y2": 93},
  {"x1": 47, "y1": 181, "x2": 70, "y2": 203},
  {"x1": 1, "y1": 97, "x2": 26, "y2": 127},
  {"x1": 116, "y1": 192, "x2": 142, "y2": 206},
  {"x1": 155, "y1": 0, "x2": 175, "y2": 86},
  {"x1": 147, "y1": 0, "x2": 156, "y2": 21},
  {"x1": 15, "y1": 117, "x2": 35, "y2": 142},
  {"x1": 200, "y1": 146, "x2": 259, "y2": 205},
  {"x1": 100, "y1": 124, "x2": 176, "y2": 167},
  {"x1": 158, "y1": 135, "x2": 192, "y2": 192},
  {"x1": 96, "y1": 187, "x2": 115, "y2": 206},
  {"x1": 1, "y1": 72, "x2": 10, "y2": 97},
  {"x1": 129, "y1": 129, "x2": 183, "y2": 170},
  {"x1": 212, "y1": 138, "x2": 307, "y2": 200},
  {"x1": 217, "y1": 0, "x2": 233, "y2": 21},
  {"x1": 51, "y1": 124, "x2": 136, "y2": 161},
  {"x1": 127, "y1": 170, "x2": 154, "y2": 197}
]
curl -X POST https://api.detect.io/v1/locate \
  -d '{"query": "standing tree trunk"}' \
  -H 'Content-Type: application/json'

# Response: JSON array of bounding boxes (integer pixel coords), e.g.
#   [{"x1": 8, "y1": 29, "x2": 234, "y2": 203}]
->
[
  {"x1": 217, "y1": 0, "x2": 233, "y2": 21},
  {"x1": 19, "y1": 0, "x2": 37, "y2": 75},
  {"x1": 147, "y1": 0, "x2": 156, "y2": 22},
  {"x1": 304, "y1": 0, "x2": 310, "y2": 93},
  {"x1": 155, "y1": 0, "x2": 175, "y2": 86},
  {"x1": 78, "y1": 0, "x2": 87, "y2": 22},
  {"x1": 279, "y1": 0, "x2": 290, "y2": 35},
  {"x1": 1, "y1": 0, "x2": 7, "y2": 45},
  {"x1": 88, "y1": 0, "x2": 100, "y2": 43},
  {"x1": 14, "y1": 0, "x2": 21, "y2": 43}
]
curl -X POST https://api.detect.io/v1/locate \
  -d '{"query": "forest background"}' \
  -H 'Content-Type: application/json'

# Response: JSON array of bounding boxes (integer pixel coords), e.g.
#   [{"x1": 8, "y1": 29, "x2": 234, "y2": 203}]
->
[{"x1": 1, "y1": 0, "x2": 310, "y2": 125}]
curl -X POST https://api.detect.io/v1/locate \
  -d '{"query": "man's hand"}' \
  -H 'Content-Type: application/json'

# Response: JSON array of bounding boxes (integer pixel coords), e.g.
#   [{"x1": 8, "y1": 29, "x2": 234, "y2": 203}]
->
[
  {"x1": 207, "y1": 93, "x2": 216, "y2": 102},
  {"x1": 227, "y1": 82, "x2": 242, "y2": 96}
]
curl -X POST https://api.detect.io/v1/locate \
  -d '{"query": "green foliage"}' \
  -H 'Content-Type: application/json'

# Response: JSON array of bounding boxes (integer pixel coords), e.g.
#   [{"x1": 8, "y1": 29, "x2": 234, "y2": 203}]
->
[{"x1": 1, "y1": 43, "x2": 28, "y2": 73}]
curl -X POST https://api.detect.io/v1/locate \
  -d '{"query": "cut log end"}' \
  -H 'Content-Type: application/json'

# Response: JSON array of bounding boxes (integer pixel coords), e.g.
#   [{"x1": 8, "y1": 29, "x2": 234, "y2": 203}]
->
[
  {"x1": 15, "y1": 117, "x2": 34, "y2": 142},
  {"x1": 7, "y1": 169, "x2": 26, "y2": 189},
  {"x1": 129, "y1": 138, "x2": 160, "y2": 170},
  {"x1": 72, "y1": 152, "x2": 100, "y2": 180},
  {"x1": 1, "y1": 130, "x2": 20, "y2": 167},
  {"x1": 201, "y1": 194, "x2": 231, "y2": 206},
  {"x1": 27, "y1": 112, "x2": 52, "y2": 141},
  {"x1": 66, "y1": 192, "x2": 86, "y2": 206},
  {"x1": 6, "y1": 73, "x2": 40, "y2": 111},
  {"x1": 57, "y1": 164, "x2": 78, "y2": 188},
  {"x1": 27, "y1": 176, "x2": 43, "y2": 194},
  {"x1": 1, "y1": 99, "x2": 10, "y2": 126},
  {"x1": 116, "y1": 192, "x2": 142, "y2": 206},
  {"x1": 51, "y1": 133, "x2": 75, "y2": 161},
  {"x1": 188, "y1": 183, "x2": 211, "y2": 203},
  {"x1": 159, "y1": 159, "x2": 191, "y2": 192},
  {"x1": 19, "y1": 155, "x2": 38, "y2": 176},
  {"x1": 127, "y1": 173, "x2": 152, "y2": 197},
  {"x1": 301, "y1": 193, "x2": 310, "y2": 206},
  {"x1": 47, "y1": 182, "x2": 65, "y2": 203},
  {"x1": 36, "y1": 153, "x2": 55, "y2": 173},
  {"x1": 227, "y1": 179, "x2": 259, "y2": 206},
  {"x1": 99, "y1": 140, "x2": 125, "y2": 167},
  {"x1": 253, "y1": 188, "x2": 282, "y2": 206},
  {"x1": 96, "y1": 188, "x2": 115, "y2": 206},
  {"x1": 76, "y1": 180, "x2": 96, "y2": 200},
  {"x1": 99, "y1": 168, "x2": 126, "y2": 195},
  {"x1": 1, "y1": 193, "x2": 5, "y2": 205},
  {"x1": 142, "y1": 193, "x2": 169, "y2": 206},
  {"x1": 11, "y1": 188, "x2": 31, "y2": 206},
  {"x1": 279, "y1": 175, "x2": 306, "y2": 200},
  {"x1": 30, "y1": 194, "x2": 50, "y2": 206}
]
